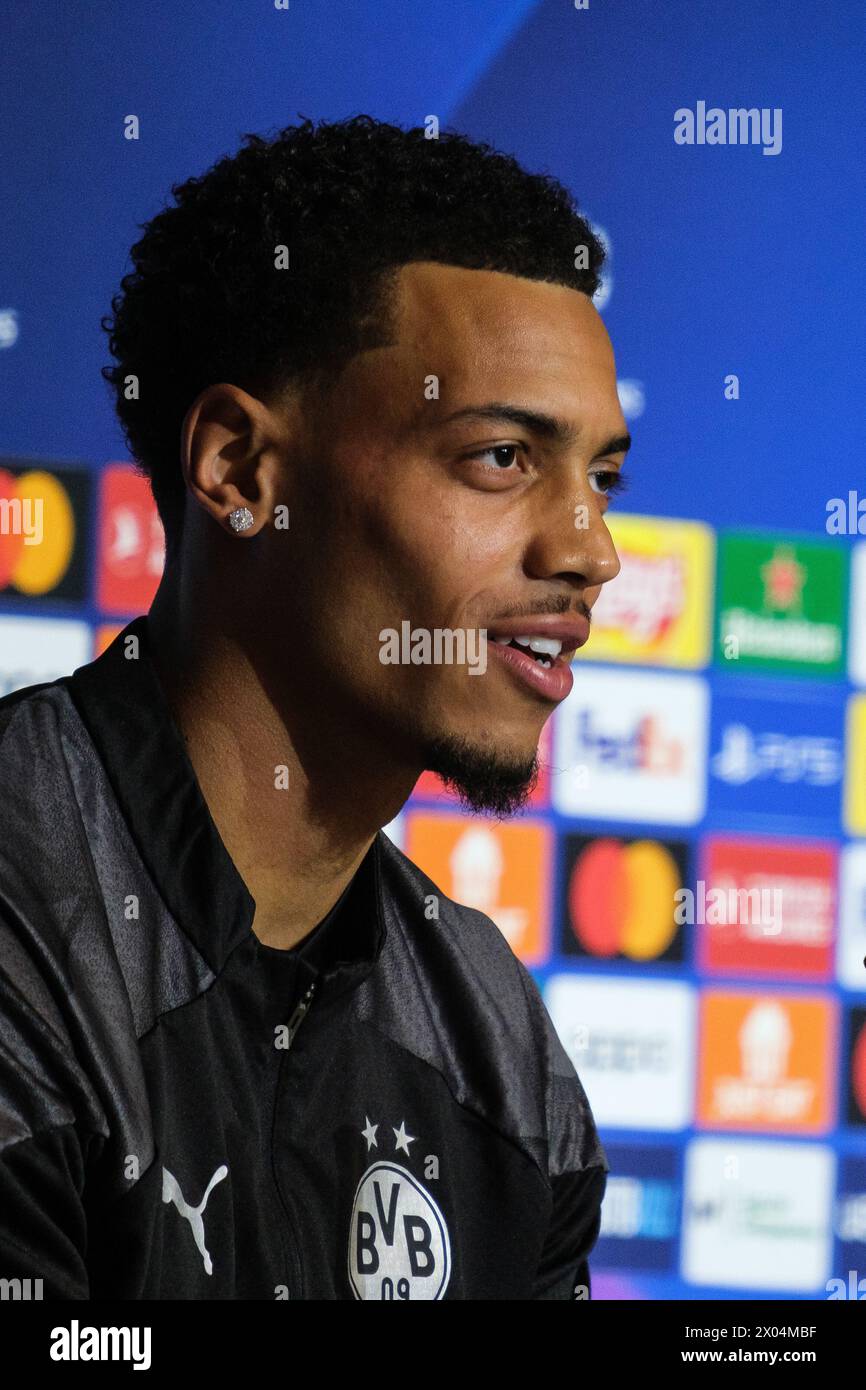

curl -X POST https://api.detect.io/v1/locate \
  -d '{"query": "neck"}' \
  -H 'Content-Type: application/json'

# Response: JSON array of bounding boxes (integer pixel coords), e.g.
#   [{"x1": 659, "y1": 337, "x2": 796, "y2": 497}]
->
[{"x1": 146, "y1": 567, "x2": 415, "y2": 950}]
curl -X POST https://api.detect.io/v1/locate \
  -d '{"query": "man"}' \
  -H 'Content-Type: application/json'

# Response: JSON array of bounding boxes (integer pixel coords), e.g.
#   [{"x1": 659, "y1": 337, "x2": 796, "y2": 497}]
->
[{"x1": 0, "y1": 115, "x2": 628, "y2": 1299}]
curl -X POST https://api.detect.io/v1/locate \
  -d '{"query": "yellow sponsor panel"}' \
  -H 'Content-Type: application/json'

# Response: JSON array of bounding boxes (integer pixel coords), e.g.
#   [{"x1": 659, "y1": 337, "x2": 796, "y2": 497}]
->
[
  {"x1": 576, "y1": 512, "x2": 715, "y2": 667},
  {"x1": 843, "y1": 694, "x2": 866, "y2": 834}
]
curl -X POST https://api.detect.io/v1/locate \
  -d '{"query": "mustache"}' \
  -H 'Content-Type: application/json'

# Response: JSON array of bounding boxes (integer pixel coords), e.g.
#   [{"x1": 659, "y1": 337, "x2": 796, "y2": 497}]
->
[{"x1": 485, "y1": 596, "x2": 592, "y2": 624}]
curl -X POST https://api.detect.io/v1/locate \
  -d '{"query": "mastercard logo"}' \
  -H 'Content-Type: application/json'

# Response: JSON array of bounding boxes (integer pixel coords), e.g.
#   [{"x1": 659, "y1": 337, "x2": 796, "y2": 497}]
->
[
  {"x1": 0, "y1": 468, "x2": 75, "y2": 595},
  {"x1": 849, "y1": 1011, "x2": 866, "y2": 1124},
  {"x1": 565, "y1": 836, "x2": 685, "y2": 961}
]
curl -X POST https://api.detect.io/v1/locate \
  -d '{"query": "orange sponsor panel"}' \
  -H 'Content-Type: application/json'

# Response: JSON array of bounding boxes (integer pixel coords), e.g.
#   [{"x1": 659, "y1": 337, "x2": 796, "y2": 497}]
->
[
  {"x1": 405, "y1": 812, "x2": 551, "y2": 967},
  {"x1": 94, "y1": 624, "x2": 125, "y2": 657},
  {"x1": 696, "y1": 989, "x2": 836, "y2": 1134}
]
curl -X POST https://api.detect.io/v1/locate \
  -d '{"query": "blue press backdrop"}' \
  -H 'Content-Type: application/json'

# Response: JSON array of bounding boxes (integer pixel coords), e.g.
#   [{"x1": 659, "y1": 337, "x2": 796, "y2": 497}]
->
[{"x1": 2, "y1": 0, "x2": 865, "y2": 1302}]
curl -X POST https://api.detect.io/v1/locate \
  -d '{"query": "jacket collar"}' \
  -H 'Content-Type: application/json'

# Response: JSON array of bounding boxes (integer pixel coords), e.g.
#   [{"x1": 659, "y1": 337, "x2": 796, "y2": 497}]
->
[{"x1": 67, "y1": 614, "x2": 386, "y2": 993}]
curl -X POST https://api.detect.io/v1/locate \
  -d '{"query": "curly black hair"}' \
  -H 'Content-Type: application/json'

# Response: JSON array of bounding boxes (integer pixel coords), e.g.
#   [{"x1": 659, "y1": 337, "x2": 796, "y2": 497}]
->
[{"x1": 101, "y1": 114, "x2": 606, "y2": 560}]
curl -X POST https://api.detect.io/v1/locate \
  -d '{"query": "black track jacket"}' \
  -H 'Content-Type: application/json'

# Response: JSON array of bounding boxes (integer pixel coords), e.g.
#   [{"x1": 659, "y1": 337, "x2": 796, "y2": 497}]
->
[{"x1": 0, "y1": 616, "x2": 608, "y2": 1300}]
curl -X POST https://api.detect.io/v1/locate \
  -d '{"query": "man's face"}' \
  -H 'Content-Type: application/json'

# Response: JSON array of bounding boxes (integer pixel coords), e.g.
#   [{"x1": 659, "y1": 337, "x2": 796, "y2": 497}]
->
[{"x1": 269, "y1": 261, "x2": 626, "y2": 814}]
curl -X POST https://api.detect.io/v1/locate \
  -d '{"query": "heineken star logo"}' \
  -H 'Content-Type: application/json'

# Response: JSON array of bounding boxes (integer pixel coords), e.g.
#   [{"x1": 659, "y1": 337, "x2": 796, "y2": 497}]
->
[{"x1": 760, "y1": 545, "x2": 806, "y2": 613}]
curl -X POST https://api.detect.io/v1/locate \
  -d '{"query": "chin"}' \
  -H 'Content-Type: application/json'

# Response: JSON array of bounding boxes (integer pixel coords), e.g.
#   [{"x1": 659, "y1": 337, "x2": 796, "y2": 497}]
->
[{"x1": 420, "y1": 729, "x2": 540, "y2": 819}]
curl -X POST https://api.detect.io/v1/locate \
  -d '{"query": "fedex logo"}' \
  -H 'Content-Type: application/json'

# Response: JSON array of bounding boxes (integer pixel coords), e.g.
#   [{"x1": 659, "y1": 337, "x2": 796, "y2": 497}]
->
[
  {"x1": 572, "y1": 710, "x2": 684, "y2": 774},
  {"x1": 552, "y1": 667, "x2": 708, "y2": 824}
]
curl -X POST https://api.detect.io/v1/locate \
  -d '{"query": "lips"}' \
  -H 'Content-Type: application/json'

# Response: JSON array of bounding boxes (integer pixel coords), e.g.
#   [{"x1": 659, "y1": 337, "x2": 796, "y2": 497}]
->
[
  {"x1": 483, "y1": 613, "x2": 590, "y2": 703},
  {"x1": 485, "y1": 614, "x2": 590, "y2": 664},
  {"x1": 486, "y1": 641, "x2": 572, "y2": 702}
]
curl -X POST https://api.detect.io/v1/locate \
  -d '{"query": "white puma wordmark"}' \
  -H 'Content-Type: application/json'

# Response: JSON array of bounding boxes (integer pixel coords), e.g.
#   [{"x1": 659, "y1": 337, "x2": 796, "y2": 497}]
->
[{"x1": 161, "y1": 1164, "x2": 228, "y2": 1276}]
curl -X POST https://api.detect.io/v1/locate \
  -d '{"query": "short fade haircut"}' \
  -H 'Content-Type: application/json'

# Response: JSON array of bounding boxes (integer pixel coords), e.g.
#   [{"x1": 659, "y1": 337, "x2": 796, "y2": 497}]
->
[{"x1": 101, "y1": 113, "x2": 606, "y2": 561}]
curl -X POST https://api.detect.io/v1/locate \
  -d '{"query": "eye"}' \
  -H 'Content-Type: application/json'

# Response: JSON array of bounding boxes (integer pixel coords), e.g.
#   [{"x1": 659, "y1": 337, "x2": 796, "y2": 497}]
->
[
  {"x1": 588, "y1": 468, "x2": 629, "y2": 498},
  {"x1": 466, "y1": 443, "x2": 524, "y2": 470}
]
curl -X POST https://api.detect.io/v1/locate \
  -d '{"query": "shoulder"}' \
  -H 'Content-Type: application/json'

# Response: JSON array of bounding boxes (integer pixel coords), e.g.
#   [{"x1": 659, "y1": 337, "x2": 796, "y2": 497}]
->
[
  {"x1": 0, "y1": 673, "x2": 75, "y2": 766},
  {"x1": 0, "y1": 671, "x2": 98, "y2": 963},
  {"x1": 0, "y1": 677, "x2": 144, "y2": 1151},
  {"x1": 0, "y1": 676, "x2": 92, "y2": 858},
  {"x1": 0, "y1": 677, "x2": 84, "y2": 858},
  {"x1": 371, "y1": 831, "x2": 608, "y2": 1180},
  {"x1": 0, "y1": 680, "x2": 109, "y2": 1141}
]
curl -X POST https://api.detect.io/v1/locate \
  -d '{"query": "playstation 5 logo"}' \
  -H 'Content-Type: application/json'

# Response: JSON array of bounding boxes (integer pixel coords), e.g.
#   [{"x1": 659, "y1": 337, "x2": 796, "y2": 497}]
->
[{"x1": 711, "y1": 723, "x2": 841, "y2": 787}]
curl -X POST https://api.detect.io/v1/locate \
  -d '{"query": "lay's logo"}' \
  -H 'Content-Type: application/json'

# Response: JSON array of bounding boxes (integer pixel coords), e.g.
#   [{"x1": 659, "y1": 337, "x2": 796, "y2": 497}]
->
[{"x1": 576, "y1": 513, "x2": 714, "y2": 667}]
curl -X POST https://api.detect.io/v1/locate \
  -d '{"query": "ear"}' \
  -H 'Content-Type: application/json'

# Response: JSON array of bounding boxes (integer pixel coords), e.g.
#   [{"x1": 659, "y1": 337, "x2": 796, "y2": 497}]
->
[{"x1": 180, "y1": 382, "x2": 287, "y2": 535}]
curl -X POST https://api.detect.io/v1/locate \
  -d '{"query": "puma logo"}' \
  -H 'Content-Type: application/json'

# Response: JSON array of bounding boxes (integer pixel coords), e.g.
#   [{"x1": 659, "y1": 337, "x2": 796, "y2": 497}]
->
[{"x1": 161, "y1": 1164, "x2": 228, "y2": 1275}]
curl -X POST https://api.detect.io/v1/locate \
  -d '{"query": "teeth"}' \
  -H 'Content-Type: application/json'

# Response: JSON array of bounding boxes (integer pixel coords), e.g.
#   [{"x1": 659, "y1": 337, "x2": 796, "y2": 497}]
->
[
  {"x1": 512, "y1": 636, "x2": 563, "y2": 657},
  {"x1": 491, "y1": 634, "x2": 564, "y2": 660}
]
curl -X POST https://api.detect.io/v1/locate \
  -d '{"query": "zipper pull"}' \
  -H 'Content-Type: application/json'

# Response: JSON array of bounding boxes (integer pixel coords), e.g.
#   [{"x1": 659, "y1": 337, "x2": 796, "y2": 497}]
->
[{"x1": 285, "y1": 980, "x2": 317, "y2": 1049}]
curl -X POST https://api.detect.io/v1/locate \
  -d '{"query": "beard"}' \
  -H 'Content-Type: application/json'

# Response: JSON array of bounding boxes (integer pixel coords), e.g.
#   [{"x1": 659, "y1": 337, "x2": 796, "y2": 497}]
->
[{"x1": 421, "y1": 731, "x2": 539, "y2": 817}]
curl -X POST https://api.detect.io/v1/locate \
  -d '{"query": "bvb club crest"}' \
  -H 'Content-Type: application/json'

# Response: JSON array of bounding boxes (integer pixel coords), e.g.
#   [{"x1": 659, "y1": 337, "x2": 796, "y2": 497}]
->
[{"x1": 348, "y1": 1160, "x2": 451, "y2": 1300}]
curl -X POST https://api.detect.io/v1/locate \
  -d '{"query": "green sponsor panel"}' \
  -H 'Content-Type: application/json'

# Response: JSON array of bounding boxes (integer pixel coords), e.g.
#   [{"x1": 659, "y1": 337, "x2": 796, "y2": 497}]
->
[{"x1": 715, "y1": 532, "x2": 847, "y2": 676}]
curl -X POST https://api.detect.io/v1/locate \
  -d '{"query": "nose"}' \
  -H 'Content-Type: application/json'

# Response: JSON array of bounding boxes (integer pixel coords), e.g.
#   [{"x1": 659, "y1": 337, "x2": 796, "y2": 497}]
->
[{"x1": 522, "y1": 477, "x2": 622, "y2": 593}]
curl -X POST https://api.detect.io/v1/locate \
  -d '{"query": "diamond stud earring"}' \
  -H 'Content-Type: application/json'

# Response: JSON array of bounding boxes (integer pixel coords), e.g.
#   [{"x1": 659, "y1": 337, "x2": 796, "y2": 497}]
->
[{"x1": 227, "y1": 506, "x2": 254, "y2": 533}]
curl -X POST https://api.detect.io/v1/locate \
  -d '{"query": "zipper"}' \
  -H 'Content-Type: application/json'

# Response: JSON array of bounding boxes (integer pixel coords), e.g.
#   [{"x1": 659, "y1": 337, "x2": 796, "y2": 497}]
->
[
  {"x1": 285, "y1": 980, "x2": 317, "y2": 1049},
  {"x1": 275, "y1": 978, "x2": 318, "y2": 1298}
]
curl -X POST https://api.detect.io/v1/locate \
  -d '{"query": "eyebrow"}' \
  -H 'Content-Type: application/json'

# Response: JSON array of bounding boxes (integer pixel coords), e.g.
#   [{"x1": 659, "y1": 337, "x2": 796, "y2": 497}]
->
[{"x1": 436, "y1": 404, "x2": 632, "y2": 459}]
